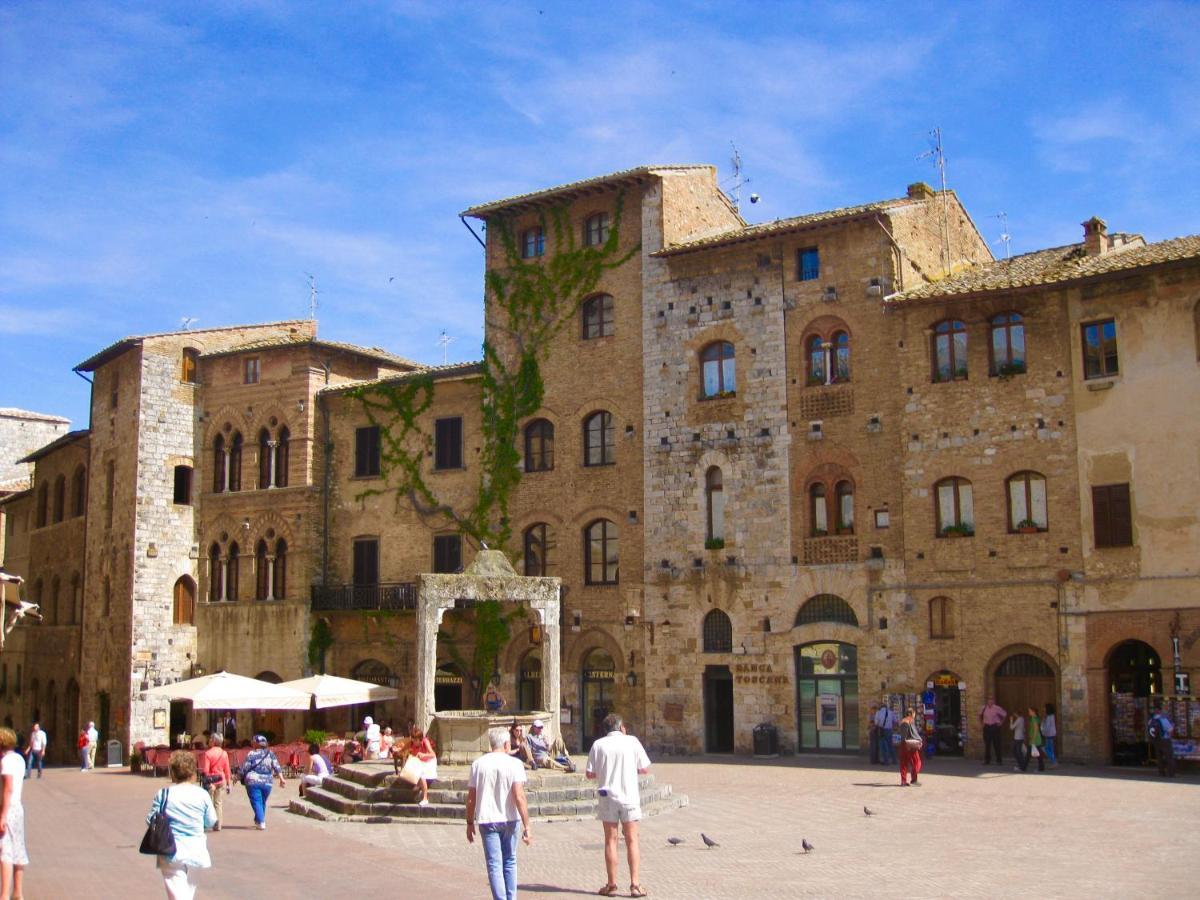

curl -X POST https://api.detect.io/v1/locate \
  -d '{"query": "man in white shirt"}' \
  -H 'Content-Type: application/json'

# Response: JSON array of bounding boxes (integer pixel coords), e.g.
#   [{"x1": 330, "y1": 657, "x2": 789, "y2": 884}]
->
[
  {"x1": 362, "y1": 716, "x2": 381, "y2": 759},
  {"x1": 85, "y1": 721, "x2": 99, "y2": 770},
  {"x1": 586, "y1": 713, "x2": 651, "y2": 899},
  {"x1": 874, "y1": 705, "x2": 897, "y2": 765},
  {"x1": 466, "y1": 726, "x2": 532, "y2": 900},
  {"x1": 24, "y1": 725, "x2": 46, "y2": 780}
]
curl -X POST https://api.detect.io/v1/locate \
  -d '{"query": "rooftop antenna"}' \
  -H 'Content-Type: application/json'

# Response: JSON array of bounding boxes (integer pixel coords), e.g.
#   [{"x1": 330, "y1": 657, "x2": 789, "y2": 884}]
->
[
  {"x1": 989, "y1": 212, "x2": 1012, "y2": 260},
  {"x1": 436, "y1": 330, "x2": 455, "y2": 365},
  {"x1": 725, "y1": 142, "x2": 753, "y2": 212},
  {"x1": 179, "y1": 316, "x2": 198, "y2": 331},
  {"x1": 305, "y1": 273, "x2": 319, "y2": 320},
  {"x1": 917, "y1": 127, "x2": 952, "y2": 276}
]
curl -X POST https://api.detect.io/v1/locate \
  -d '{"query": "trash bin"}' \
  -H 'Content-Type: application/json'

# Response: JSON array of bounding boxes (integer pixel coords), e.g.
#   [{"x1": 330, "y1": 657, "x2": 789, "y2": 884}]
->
[
  {"x1": 753, "y1": 723, "x2": 779, "y2": 758},
  {"x1": 107, "y1": 739, "x2": 123, "y2": 768}
]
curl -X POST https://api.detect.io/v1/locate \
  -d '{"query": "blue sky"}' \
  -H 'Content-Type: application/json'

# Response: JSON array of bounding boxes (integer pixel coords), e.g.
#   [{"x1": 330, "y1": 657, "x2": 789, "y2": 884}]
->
[{"x1": 2, "y1": 1, "x2": 1197, "y2": 428}]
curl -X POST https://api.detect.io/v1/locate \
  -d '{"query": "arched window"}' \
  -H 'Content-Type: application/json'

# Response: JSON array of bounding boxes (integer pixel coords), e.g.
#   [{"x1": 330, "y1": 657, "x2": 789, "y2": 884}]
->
[
  {"x1": 935, "y1": 476, "x2": 974, "y2": 536},
  {"x1": 930, "y1": 596, "x2": 953, "y2": 638},
  {"x1": 35, "y1": 482, "x2": 47, "y2": 528},
  {"x1": 227, "y1": 542, "x2": 240, "y2": 601},
  {"x1": 255, "y1": 540, "x2": 270, "y2": 601},
  {"x1": 523, "y1": 523, "x2": 552, "y2": 576},
  {"x1": 835, "y1": 480, "x2": 854, "y2": 533},
  {"x1": 582, "y1": 294, "x2": 614, "y2": 339},
  {"x1": 705, "y1": 467, "x2": 725, "y2": 542},
  {"x1": 273, "y1": 539, "x2": 287, "y2": 600},
  {"x1": 52, "y1": 475, "x2": 65, "y2": 523},
  {"x1": 1007, "y1": 471, "x2": 1048, "y2": 531},
  {"x1": 275, "y1": 427, "x2": 289, "y2": 488},
  {"x1": 809, "y1": 483, "x2": 828, "y2": 535},
  {"x1": 584, "y1": 212, "x2": 609, "y2": 246},
  {"x1": 932, "y1": 319, "x2": 968, "y2": 382},
  {"x1": 583, "y1": 411, "x2": 614, "y2": 466},
  {"x1": 524, "y1": 420, "x2": 554, "y2": 472},
  {"x1": 71, "y1": 465, "x2": 87, "y2": 517},
  {"x1": 181, "y1": 348, "x2": 199, "y2": 384},
  {"x1": 212, "y1": 434, "x2": 226, "y2": 493},
  {"x1": 173, "y1": 576, "x2": 196, "y2": 626},
  {"x1": 584, "y1": 519, "x2": 618, "y2": 585},
  {"x1": 258, "y1": 428, "x2": 272, "y2": 489},
  {"x1": 702, "y1": 609, "x2": 733, "y2": 653},
  {"x1": 700, "y1": 341, "x2": 736, "y2": 398},
  {"x1": 522, "y1": 226, "x2": 545, "y2": 258},
  {"x1": 795, "y1": 594, "x2": 859, "y2": 627},
  {"x1": 228, "y1": 432, "x2": 243, "y2": 492},
  {"x1": 806, "y1": 335, "x2": 826, "y2": 385},
  {"x1": 989, "y1": 313, "x2": 1026, "y2": 376},
  {"x1": 208, "y1": 543, "x2": 222, "y2": 603},
  {"x1": 833, "y1": 331, "x2": 851, "y2": 382}
]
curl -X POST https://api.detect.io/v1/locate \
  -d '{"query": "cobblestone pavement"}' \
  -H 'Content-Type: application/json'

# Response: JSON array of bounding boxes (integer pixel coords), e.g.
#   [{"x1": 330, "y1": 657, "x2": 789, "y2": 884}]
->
[{"x1": 20, "y1": 755, "x2": 1199, "y2": 899}]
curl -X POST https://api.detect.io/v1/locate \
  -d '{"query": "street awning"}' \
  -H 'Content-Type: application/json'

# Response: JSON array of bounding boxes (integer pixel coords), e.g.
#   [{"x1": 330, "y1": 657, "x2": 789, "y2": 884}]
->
[
  {"x1": 145, "y1": 671, "x2": 311, "y2": 710},
  {"x1": 279, "y1": 674, "x2": 399, "y2": 709}
]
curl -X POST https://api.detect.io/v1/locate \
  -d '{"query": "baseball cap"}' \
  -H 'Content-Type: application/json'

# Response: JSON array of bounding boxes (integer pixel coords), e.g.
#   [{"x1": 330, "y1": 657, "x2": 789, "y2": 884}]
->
[
  {"x1": 253, "y1": 734, "x2": 268, "y2": 746},
  {"x1": 531, "y1": 719, "x2": 544, "y2": 729},
  {"x1": 363, "y1": 715, "x2": 373, "y2": 725}
]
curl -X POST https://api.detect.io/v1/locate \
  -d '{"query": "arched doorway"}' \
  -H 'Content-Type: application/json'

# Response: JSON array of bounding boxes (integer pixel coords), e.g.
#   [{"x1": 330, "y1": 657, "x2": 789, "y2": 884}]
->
[
  {"x1": 252, "y1": 671, "x2": 285, "y2": 744},
  {"x1": 703, "y1": 665, "x2": 734, "y2": 753},
  {"x1": 993, "y1": 652, "x2": 1056, "y2": 726},
  {"x1": 926, "y1": 670, "x2": 964, "y2": 756},
  {"x1": 351, "y1": 658, "x2": 395, "y2": 730},
  {"x1": 1108, "y1": 639, "x2": 1162, "y2": 765},
  {"x1": 434, "y1": 662, "x2": 464, "y2": 713},
  {"x1": 580, "y1": 649, "x2": 615, "y2": 752},
  {"x1": 794, "y1": 642, "x2": 859, "y2": 752},
  {"x1": 517, "y1": 651, "x2": 542, "y2": 712}
]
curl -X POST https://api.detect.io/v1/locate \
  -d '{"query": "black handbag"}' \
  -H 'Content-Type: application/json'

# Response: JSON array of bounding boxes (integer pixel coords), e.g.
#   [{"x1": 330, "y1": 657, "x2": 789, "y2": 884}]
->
[{"x1": 139, "y1": 788, "x2": 177, "y2": 857}]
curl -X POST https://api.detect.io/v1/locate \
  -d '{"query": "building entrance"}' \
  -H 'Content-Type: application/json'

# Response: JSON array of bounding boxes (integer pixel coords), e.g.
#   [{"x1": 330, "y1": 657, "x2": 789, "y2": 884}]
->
[
  {"x1": 703, "y1": 665, "x2": 734, "y2": 753},
  {"x1": 1108, "y1": 639, "x2": 1162, "y2": 765},
  {"x1": 994, "y1": 653, "x2": 1056, "y2": 725},
  {"x1": 580, "y1": 649, "x2": 615, "y2": 752},
  {"x1": 434, "y1": 663, "x2": 464, "y2": 712},
  {"x1": 794, "y1": 642, "x2": 859, "y2": 752},
  {"x1": 927, "y1": 670, "x2": 964, "y2": 756}
]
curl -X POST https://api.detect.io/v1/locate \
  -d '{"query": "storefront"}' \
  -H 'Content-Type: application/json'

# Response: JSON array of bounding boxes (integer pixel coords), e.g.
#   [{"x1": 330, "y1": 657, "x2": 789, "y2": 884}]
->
[
  {"x1": 794, "y1": 641, "x2": 859, "y2": 752},
  {"x1": 580, "y1": 649, "x2": 615, "y2": 751},
  {"x1": 1108, "y1": 639, "x2": 1162, "y2": 765},
  {"x1": 926, "y1": 670, "x2": 965, "y2": 756},
  {"x1": 703, "y1": 664, "x2": 734, "y2": 753}
]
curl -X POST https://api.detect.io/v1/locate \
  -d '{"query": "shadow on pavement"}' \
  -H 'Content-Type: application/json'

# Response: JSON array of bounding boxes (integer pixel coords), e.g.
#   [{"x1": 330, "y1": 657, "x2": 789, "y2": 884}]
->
[{"x1": 521, "y1": 884, "x2": 606, "y2": 896}]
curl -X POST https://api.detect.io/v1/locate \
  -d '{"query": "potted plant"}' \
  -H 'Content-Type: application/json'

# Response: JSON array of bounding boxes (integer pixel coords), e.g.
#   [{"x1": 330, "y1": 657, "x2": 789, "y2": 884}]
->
[
  {"x1": 954, "y1": 367, "x2": 969, "y2": 380},
  {"x1": 941, "y1": 523, "x2": 973, "y2": 538},
  {"x1": 806, "y1": 374, "x2": 825, "y2": 387},
  {"x1": 704, "y1": 537, "x2": 725, "y2": 550},
  {"x1": 997, "y1": 360, "x2": 1027, "y2": 379},
  {"x1": 1016, "y1": 519, "x2": 1040, "y2": 534},
  {"x1": 836, "y1": 520, "x2": 853, "y2": 535}
]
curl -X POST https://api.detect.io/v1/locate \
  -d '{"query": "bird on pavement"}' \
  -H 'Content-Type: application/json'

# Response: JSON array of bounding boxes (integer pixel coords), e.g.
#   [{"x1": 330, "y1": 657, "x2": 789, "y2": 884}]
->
[
  {"x1": 801, "y1": 838, "x2": 814, "y2": 854},
  {"x1": 701, "y1": 833, "x2": 719, "y2": 849},
  {"x1": 864, "y1": 806, "x2": 875, "y2": 816},
  {"x1": 667, "y1": 837, "x2": 684, "y2": 847}
]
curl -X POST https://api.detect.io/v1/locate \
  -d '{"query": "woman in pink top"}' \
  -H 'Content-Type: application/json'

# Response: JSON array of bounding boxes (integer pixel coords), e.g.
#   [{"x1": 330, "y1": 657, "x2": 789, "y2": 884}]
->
[{"x1": 200, "y1": 734, "x2": 233, "y2": 831}]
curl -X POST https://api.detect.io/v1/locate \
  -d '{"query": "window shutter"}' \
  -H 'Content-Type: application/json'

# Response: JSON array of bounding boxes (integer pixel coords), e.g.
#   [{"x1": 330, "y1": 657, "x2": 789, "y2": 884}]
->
[
  {"x1": 1092, "y1": 486, "x2": 1112, "y2": 547},
  {"x1": 1110, "y1": 483, "x2": 1132, "y2": 547},
  {"x1": 435, "y1": 418, "x2": 463, "y2": 470}
]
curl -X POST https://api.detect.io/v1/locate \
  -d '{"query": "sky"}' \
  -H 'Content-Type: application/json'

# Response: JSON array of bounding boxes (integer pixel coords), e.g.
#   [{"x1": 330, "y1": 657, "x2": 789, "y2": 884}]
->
[{"x1": 2, "y1": 1, "x2": 1198, "y2": 428}]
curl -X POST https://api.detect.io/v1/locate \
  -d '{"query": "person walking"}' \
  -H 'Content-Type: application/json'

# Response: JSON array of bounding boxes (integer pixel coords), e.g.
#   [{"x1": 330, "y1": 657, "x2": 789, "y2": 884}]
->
[
  {"x1": 586, "y1": 713, "x2": 651, "y2": 899},
  {"x1": 466, "y1": 726, "x2": 532, "y2": 900},
  {"x1": 1148, "y1": 705, "x2": 1176, "y2": 777},
  {"x1": 363, "y1": 716, "x2": 381, "y2": 760},
  {"x1": 979, "y1": 696, "x2": 1006, "y2": 765},
  {"x1": 1041, "y1": 703, "x2": 1058, "y2": 767},
  {"x1": 874, "y1": 704, "x2": 897, "y2": 766},
  {"x1": 199, "y1": 734, "x2": 232, "y2": 831},
  {"x1": 77, "y1": 729, "x2": 90, "y2": 771},
  {"x1": 898, "y1": 708, "x2": 924, "y2": 787},
  {"x1": 1009, "y1": 710, "x2": 1028, "y2": 772},
  {"x1": 1026, "y1": 707, "x2": 1045, "y2": 773},
  {"x1": 24, "y1": 724, "x2": 45, "y2": 780},
  {"x1": 85, "y1": 721, "x2": 99, "y2": 770},
  {"x1": 237, "y1": 735, "x2": 285, "y2": 830},
  {"x1": 146, "y1": 750, "x2": 216, "y2": 900},
  {"x1": 0, "y1": 727, "x2": 29, "y2": 900}
]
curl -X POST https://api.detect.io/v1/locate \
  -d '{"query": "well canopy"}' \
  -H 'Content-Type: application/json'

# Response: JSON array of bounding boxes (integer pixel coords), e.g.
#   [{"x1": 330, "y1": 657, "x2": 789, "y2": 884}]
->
[
  {"x1": 145, "y1": 671, "x2": 311, "y2": 710},
  {"x1": 279, "y1": 674, "x2": 399, "y2": 709}
]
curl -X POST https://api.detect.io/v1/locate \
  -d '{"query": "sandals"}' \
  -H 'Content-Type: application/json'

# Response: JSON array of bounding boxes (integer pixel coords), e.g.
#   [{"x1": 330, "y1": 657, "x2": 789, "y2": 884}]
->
[
  {"x1": 598, "y1": 887, "x2": 619, "y2": 897},
  {"x1": 630, "y1": 887, "x2": 648, "y2": 898}
]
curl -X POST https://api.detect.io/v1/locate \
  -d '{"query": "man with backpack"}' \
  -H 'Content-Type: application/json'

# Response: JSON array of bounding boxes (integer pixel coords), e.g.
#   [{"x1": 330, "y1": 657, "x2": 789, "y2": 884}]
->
[{"x1": 1148, "y1": 705, "x2": 1176, "y2": 777}]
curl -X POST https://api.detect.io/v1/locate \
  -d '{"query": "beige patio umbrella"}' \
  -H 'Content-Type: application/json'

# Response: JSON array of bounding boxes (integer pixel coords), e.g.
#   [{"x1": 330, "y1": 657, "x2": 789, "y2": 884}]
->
[
  {"x1": 145, "y1": 671, "x2": 311, "y2": 710},
  {"x1": 279, "y1": 674, "x2": 399, "y2": 709}
]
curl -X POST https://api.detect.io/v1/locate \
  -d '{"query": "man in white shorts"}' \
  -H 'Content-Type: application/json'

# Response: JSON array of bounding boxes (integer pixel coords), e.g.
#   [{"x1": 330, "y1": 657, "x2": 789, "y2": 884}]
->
[{"x1": 586, "y1": 713, "x2": 651, "y2": 898}]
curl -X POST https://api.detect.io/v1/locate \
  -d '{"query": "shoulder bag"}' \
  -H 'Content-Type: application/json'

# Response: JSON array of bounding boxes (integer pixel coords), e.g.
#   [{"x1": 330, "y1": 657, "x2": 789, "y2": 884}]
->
[{"x1": 139, "y1": 788, "x2": 177, "y2": 857}]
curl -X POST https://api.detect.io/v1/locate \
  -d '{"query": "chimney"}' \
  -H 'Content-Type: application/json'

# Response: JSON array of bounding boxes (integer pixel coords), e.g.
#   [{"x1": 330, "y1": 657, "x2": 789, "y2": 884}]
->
[
  {"x1": 1082, "y1": 216, "x2": 1109, "y2": 256},
  {"x1": 907, "y1": 182, "x2": 936, "y2": 201}
]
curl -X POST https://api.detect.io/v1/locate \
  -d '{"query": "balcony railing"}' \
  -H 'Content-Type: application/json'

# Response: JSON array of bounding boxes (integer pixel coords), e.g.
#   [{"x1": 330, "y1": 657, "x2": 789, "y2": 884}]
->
[{"x1": 311, "y1": 582, "x2": 417, "y2": 611}]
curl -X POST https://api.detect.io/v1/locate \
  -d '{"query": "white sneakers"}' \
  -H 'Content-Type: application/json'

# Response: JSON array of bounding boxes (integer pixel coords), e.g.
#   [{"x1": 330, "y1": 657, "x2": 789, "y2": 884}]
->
[{"x1": 417, "y1": 799, "x2": 429, "y2": 807}]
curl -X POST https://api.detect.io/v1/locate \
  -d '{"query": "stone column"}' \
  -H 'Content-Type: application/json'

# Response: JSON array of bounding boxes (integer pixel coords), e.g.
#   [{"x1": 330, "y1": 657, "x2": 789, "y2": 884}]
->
[
  {"x1": 414, "y1": 594, "x2": 440, "y2": 732},
  {"x1": 537, "y1": 594, "x2": 563, "y2": 746},
  {"x1": 221, "y1": 449, "x2": 231, "y2": 492},
  {"x1": 267, "y1": 440, "x2": 277, "y2": 488},
  {"x1": 265, "y1": 556, "x2": 275, "y2": 601}
]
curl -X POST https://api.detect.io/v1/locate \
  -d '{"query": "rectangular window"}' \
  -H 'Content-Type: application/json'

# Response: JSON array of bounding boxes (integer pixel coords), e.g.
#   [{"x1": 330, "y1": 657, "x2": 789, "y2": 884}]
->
[
  {"x1": 181, "y1": 349, "x2": 199, "y2": 384},
  {"x1": 433, "y1": 534, "x2": 462, "y2": 574},
  {"x1": 173, "y1": 465, "x2": 192, "y2": 505},
  {"x1": 355, "y1": 426, "x2": 381, "y2": 477},
  {"x1": 434, "y1": 417, "x2": 464, "y2": 470},
  {"x1": 1082, "y1": 319, "x2": 1118, "y2": 379},
  {"x1": 244, "y1": 357, "x2": 261, "y2": 384},
  {"x1": 1092, "y1": 483, "x2": 1133, "y2": 548},
  {"x1": 797, "y1": 247, "x2": 820, "y2": 281},
  {"x1": 352, "y1": 538, "x2": 379, "y2": 586}
]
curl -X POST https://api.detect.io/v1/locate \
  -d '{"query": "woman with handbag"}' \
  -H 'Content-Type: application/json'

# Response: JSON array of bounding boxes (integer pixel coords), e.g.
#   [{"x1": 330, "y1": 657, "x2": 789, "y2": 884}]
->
[
  {"x1": 144, "y1": 750, "x2": 216, "y2": 900},
  {"x1": 199, "y1": 734, "x2": 232, "y2": 831},
  {"x1": 898, "y1": 708, "x2": 924, "y2": 787},
  {"x1": 237, "y1": 735, "x2": 286, "y2": 831}
]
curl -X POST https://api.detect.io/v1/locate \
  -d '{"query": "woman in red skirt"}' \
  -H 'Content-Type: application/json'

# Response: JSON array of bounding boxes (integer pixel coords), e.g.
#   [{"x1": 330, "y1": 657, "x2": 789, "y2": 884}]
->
[{"x1": 898, "y1": 708, "x2": 924, "y2": 786}]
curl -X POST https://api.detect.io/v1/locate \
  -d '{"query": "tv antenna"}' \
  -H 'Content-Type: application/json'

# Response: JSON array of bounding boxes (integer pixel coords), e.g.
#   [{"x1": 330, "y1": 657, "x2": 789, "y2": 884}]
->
[
  {"x1": 917, "y1": 127, "x2": 952, "y2": 275},
  {"x1": 989, "y1": 212, "x2": 1012, "y2": 259},
  {"x1": 305, "y1": 273, "x2": 319, "y2": 320},
  {"x1": 179, "y1": 316, "x2": 198, "y2": 331},
  {"x1": 436, "y1": 330, "x2": 455, "y2": 365},
  {"x1": 723, "y1": 142, "x2": 757, "y2": 212}
]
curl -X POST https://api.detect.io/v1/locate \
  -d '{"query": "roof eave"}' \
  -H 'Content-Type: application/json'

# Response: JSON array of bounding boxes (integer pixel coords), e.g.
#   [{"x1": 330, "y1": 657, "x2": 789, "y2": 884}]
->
[{"x1": 653, "y1": 209, "x2": 884, "y2": 259}]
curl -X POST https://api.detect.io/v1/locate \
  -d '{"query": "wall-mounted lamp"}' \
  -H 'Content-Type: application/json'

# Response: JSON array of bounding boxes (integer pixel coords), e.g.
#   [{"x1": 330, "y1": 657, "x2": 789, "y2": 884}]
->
[
  {"x1": 529, "y1": 624, "x2": 543, "y2": 645},
  {"x1": 660, "y1": 619, "x2": 672, "y2": 636},
  {"x1": 297, "y1": 399, "x2": 306, "y2": 413},
  {"x1": 625, "y1": 671, "x2": 638, "y2": 688}
]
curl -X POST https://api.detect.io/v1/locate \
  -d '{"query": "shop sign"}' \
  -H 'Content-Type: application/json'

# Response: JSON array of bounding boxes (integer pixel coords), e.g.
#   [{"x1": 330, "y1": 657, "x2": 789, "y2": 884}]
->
[
  {"x1": 734, "y1": 662, "x2": 788, "y2": 685},
  {"x1": 1175, "y1": 672, "x2": 1191, "y2": 695}
]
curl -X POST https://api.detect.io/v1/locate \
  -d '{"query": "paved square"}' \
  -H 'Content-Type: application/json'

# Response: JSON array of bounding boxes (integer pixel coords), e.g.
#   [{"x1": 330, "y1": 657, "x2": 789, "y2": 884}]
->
[{"x1": 19, "y1": 756, "x2": 1198, "y2": 898}]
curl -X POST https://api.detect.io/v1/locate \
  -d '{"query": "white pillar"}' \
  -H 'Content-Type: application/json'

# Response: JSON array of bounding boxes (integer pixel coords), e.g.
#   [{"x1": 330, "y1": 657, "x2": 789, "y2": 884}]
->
[
  {"x1": 267, "y1": 440, "x2": 277, "y2": 488},
  {"x1": 219, "y1": 558, "x2": 228, "y2": 602},
  {"x1": 822, "y1": 342, "x2": 834, "y2": 385},
  {"x1": 265, "y1": 556, "x2": 276, "y2": 601},
  {"x1": 221, "y1": 449, "x2": 231, "y2": 492}
]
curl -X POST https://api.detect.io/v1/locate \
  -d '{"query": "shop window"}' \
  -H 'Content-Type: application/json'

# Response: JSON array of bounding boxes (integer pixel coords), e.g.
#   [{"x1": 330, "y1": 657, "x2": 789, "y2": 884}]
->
[
  {"x1": 700, "y1": 341, "x2": 736, "y2": 398},
  {"x1": 584, "y1": 519, "x2": 618, "y2": 585},
  {"x1": 522, "y1": 226, "x2": 545, "y2": 258},
  {"x1": 797, "y1": 247, "x2": 820, "y2": 281},
  {"x1": 705, "y1": 467, "x2": 725, "y2": 542},
  {"x1": 1082, "y1": 319, "x2": 1119, "y2": 379},
  {"x1": 584, "y1": 212, "x2": 609, "y2": 246},
  {"x1": 434, "y1": 417, "x2": 464, "y2": 470},
  {"x1": 355, "y1": 426, "x2": 381, "y2": 477},
  {"x1": 181, "y1": 348, "x2": 199, "y2": 384},
  {"x1": 173, "y1": 465, "x2": 192, "y2": 505},
  {"x1": 523, "y1": 523, "x2": 553, "y2": 576},
  {"x1": 932, "y1": 319, "x2": 968, "y2": 382},
  {"x1": 1007, "y1": 471, "x2": 1047, "y2": 531},
  {"x1": 929, "y1": 596, "x2": 954, "y2": 638},
  {"x1": 582, "y1": 294, "x2": 614, "y2": 339},
  {"x1": 989, "y1": 313, "x2": 1026, "y2": 376},
  {"x1": 795, "y1": 595, "x2": 858, "y2": 627},
  {"x1": 583, "y1": 411, "x2": 614, "y2": 466},
  {"x1": 433, "y1": 534, "x2": 462, "y2": 574},
  {"x1": 71, "y1": 465, "x2": 87, "y2": 517},
  {"x1": 1092, "y1": 483, "x2": 1132, "y2": 548},
  {"x1": 935, "y1": 476, "x2": 974, "y2": 536},
  {"x1": 524, "y1": 419, "x2": 554, "y2": 472},
  {"x1": 244, "y1": 356, "x2": 260, "y2": 385}
]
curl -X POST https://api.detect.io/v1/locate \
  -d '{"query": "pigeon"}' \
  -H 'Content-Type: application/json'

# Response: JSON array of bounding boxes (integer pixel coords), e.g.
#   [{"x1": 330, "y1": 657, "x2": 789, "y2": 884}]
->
[
  {"x1": 864, "y1": 806, "x2": 875, "y2": 817},
  {"x1": 700, "y1": 833, "x2": 719, "y2": 849},
  {"x1": 667, "y1": 837, "x2": 684, "y2": 847},
  {"x1": 801, "y1": 838, "x2": 814, "y2": 854}
]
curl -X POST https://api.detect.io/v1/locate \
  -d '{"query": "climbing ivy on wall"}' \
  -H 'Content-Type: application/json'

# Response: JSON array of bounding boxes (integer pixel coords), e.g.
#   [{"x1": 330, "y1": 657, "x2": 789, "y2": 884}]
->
[{"x1": 350, "y1": 193, "x2": 639, "y2": 551}]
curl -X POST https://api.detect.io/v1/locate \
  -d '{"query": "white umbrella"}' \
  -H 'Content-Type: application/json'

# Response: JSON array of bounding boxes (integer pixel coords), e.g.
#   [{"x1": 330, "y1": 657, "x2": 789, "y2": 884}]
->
[
  {"x1": 279, "y1": 674, "x2": 399, "y2": 709},
  {"x1": 145, "y1": 671, "x2": 311, "y2": 710}
]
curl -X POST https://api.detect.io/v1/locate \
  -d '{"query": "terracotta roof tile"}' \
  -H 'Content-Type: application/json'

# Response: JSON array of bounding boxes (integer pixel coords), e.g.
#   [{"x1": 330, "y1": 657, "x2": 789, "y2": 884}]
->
[
  {"x1": 202, "y1": 336, "x2": 419, "y2": 369},
  {"x1": 319, "y1": 361, "x2": 483, "y2": 395},
  {"x1": 461, "y1": 165, "x2": 716, "y2": 217}
]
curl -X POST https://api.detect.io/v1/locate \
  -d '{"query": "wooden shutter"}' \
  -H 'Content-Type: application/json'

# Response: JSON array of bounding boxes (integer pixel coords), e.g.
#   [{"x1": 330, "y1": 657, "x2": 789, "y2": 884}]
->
[
  {"x1": 353, "y1": 539, "x2": 379, "y2": 585},
  {"x1": 1093, "y1": 484, "x2": 1133, "y2": 548},
  {"x1": 435, "y1": 418, "x2": 462, "y2": 470}
]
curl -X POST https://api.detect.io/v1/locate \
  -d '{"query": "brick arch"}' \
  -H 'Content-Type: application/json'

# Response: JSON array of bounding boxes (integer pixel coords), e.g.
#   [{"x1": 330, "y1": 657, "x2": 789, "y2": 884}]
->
[
  {"x1": 983, "y1": 642, "x2": 1058, "y2": 686},
  {"x1": 246, "y1": 510, "x2": 296, "y2": 549},
  {"x1": 1101, "y1": 634, "x2": 1169, "y2": 669},
  {"x1": 799, "y1": 314, "x2": 851, "y2": 343},
  {"x1": 500, "y1": 623, "x2": 542, "y2": 673},
  {"x1": 571, "y1": 504, "x2": 624, "y2": 531},
  {"x1": 683, "y1": 321, "x2": 745, "y2": 355},
  {"x1": 567, "y1": 396, "x2": 628, "y2": 423},
  {"x1": 204, "y1": 514, "x2": 245, "y2": 549},
  {"x1": 202, "y1": 405, "x2": 248, "y2": 445},
  {"x1": 252, "y1": 406, "x2": 293, "y2": 436},
  {"x1": 566, "y1": 628, "x2": 624, "y2": 674}
]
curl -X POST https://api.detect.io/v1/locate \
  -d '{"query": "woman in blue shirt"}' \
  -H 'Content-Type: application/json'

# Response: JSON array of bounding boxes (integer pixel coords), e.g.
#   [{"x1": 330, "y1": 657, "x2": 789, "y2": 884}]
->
[
  {"x1": 237, "y1": 735, "x2": 286, "y2": 830},
  {"x1": 146, "y1": 751, "x2": 217, "y2": 899}
]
